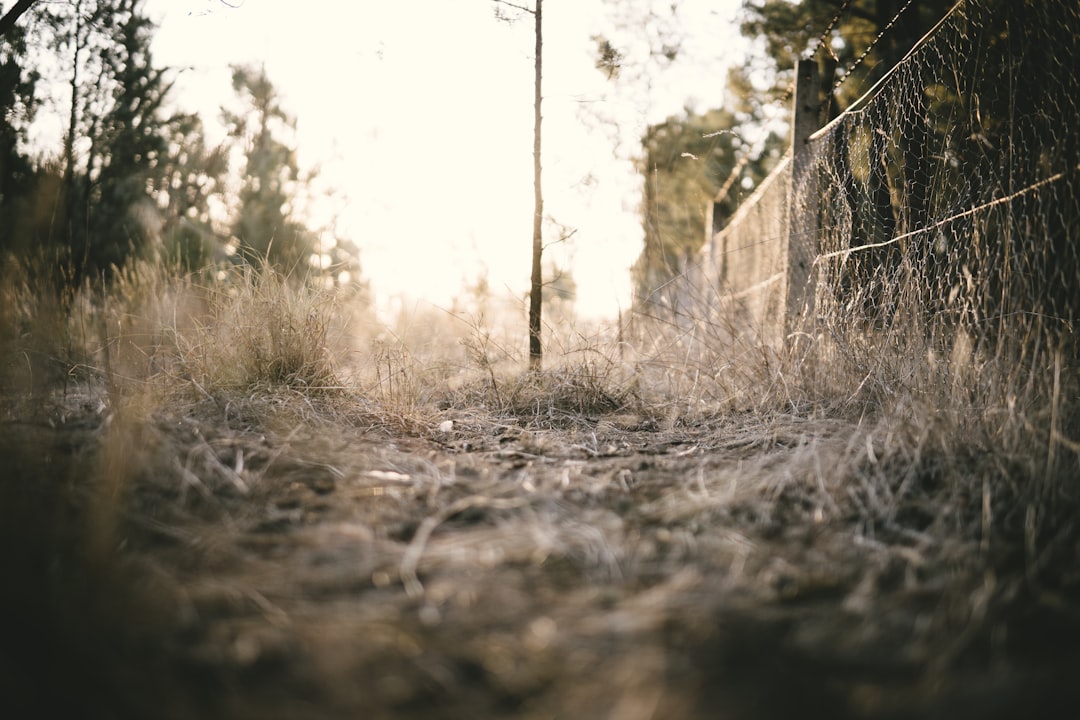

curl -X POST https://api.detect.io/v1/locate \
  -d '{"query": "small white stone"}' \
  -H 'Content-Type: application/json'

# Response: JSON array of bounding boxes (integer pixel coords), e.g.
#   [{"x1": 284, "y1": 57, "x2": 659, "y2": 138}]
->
[{"x1": 438, "y1": 420, "x2": 454, "y2": 433}]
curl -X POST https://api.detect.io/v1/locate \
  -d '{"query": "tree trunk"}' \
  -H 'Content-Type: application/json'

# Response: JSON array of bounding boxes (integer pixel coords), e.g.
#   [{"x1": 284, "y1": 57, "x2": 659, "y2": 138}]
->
[
  {"x1": 0, "y1": 0, "x2": 37, "y2": 40},
  {"x1": 528, "y1": 0, "x2": 543, "y2": 369},
  {"x1": 63, "y1": 0, "x2": 84, "y2": 188}
]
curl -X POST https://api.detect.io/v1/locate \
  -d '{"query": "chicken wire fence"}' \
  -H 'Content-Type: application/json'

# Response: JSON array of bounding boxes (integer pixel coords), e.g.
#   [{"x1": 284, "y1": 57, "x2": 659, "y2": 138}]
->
[
  {"x1": 803, "y1": 0, "x2": 1080, "y2": 367},
  {"x1": 646, "y1": 0, "x2": 1080, "y2": 381}
]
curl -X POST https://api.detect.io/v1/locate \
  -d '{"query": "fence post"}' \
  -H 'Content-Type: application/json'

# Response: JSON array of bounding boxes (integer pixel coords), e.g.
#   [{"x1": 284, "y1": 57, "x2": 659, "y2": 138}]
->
[
  {"x1": 786, "y1": 58, "x2": 820, "y2": 338},
  {"x1": 705, "y1": 196, "x2": 720, "y2": 285}
]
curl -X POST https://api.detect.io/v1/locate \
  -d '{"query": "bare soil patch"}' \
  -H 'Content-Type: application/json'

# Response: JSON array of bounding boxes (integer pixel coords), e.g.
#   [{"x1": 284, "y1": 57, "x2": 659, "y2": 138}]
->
[{"x1": 3, "y1": 389, "x2": 1080, "y2": 719}]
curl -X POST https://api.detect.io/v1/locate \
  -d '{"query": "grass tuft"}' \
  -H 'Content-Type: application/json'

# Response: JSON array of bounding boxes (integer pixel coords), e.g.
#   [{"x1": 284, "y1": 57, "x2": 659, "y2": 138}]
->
[{"x1": 169, "y1": 264, "x2": 342, "y2": 398}]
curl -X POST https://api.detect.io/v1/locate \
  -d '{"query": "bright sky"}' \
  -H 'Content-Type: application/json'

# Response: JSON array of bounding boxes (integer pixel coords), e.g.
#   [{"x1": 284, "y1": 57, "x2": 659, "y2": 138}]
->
[{"x1": 145, "y1": 0, "x2": 746, "y2": 319}]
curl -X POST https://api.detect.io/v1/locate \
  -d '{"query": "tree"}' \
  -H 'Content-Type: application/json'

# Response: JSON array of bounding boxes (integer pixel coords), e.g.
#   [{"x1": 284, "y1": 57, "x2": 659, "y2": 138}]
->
[
  {"x1": 84, "y1": 0, "x2": 175, "y2": 274},
  {"x1": 493, "y1": 0, "x2": 544, "y2": 369},
  {"x1": 588, "y1": 0, "x2": 686, "y2": 164},
  {"x1": 0, "y1": 12, "x2": 39, "y2": 255},
  {"x1": 5, "y1": 0, "x2": 172, "y2": 280},
  {"x1": 589, "y1": 0, "x2": 684, "y2": 101},
  {"x1": 156, "y1": 112, "x2": 229, "y2": 271},
  {"x1": 223, "y1": 64, "x2": 313, "y2": 274},
  {"x1": 46, "y1": 0, "x2": 121, "y2": 277},
  {"x1": 741, "y1": 1, "x2": 955, "y2": 114},
  {"x1": 589, "y1": 2, "x2": 744, "y2": 307},
  {"x1": 623, "y1": 1, "x2": 962, "y2": 307},
  {"x1": 587, "y1": 5, "x2": 786, "y2": 306},
  {"x1": 0, "y1": 0, "x2": 37, "y2": 41},
  {"x1": 0, "y1": 0, "x2": 241, "y2": 282},
  {"x1": 632, "y1": 106, "x2": 787, "y2": 304}
]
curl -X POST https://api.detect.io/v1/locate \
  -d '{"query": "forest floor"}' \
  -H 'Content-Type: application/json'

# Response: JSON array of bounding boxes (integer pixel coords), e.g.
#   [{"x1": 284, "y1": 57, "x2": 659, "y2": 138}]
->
[{"x1": 3, "y1": 383, "x2": 1080, "y2": 720}]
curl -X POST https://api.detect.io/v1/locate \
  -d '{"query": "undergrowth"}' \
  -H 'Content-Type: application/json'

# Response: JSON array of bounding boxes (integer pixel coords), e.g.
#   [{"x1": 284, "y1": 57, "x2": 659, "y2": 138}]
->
[
  {"x1": 2, "y1": 251, "x2": 1079, "y2": 720},
  {"x1": 3, "y1": 249, "x2": 1076, "y2": 474},
  {"x1": 168, "y1": 264, "x2": 342, "y2": 397}
]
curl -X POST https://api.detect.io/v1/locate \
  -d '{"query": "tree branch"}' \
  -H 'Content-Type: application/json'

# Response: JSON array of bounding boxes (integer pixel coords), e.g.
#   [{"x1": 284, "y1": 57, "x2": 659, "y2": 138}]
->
[
  {"x1": 492, "y1": 0, "x2": 534, "y2": 15},
  {"x1": 0, "y1": 0, "x2": 38, "y2": 40}
]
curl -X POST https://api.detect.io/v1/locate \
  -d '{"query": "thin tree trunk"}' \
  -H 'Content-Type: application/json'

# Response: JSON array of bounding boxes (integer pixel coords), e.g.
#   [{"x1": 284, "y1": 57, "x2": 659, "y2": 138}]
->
[
  {"x1": 63, "y1": 0, "x2": 85, "y2": 273},
  {"x1": 0, "y1": 0, "x2": 37, "y2": 40},
  {"x1": 528, "y1": 0, "x2": 543, "y2": 369},
  {"x1": 63, "y1": 0, "x2": 84, "y2": 188}
]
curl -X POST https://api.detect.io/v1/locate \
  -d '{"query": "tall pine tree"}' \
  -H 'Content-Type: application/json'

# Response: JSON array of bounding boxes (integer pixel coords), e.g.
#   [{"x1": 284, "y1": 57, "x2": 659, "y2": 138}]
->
[
  {"x1": 85, "y1": 0, "x2": 174, "y2": 274},
  {"x1": 0, "y1": 14, "x2": 39, "y2": 255},
  {"x1": 224, "y1": 64, "x2": 313, "y2": 274}
]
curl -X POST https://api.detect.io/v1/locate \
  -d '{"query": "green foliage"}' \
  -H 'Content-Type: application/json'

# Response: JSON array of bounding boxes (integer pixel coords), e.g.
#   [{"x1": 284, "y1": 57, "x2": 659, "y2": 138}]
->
[
  {"x1": 740, "y1": 0, "x2": 957, "y2": 114},
  {"x1": 592, "y1": 35, "x2": 624, "y2": 80},
  {"x1": 224, "y1": 64, "x2": 314, "y2": 274},
  {"x1": 156, "y1": 112, "x2": 229, "y2": 272},
  {"x1": 0, "y1": 0, "x2": 355, "y2": 293},
  {"x1": 629, "y1": 1, "x2": 960, "y2": 305},
  {"x1": 631, "y1": 107, "x2": 784, "y2": 302},
  {"x1": 83, "y1": 0, "x2": 174, "y2": 275},
  {"x1": 0, "y1": 0, "x2": 176, "y2": 283},
  {"x1": 591, "y1": 0, "x2": 684, "y2": 78},
  {"x1": 49, "y1": 0, "x2": 124, "y2": 278}
]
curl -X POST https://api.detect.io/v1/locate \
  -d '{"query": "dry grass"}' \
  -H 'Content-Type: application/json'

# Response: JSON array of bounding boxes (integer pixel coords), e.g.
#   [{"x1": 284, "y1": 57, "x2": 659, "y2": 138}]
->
[
  {"x1": 160, "y1": 264, "x2": 341, "y2": 398},
  {"x1": 2, "y1": 253, "x2": 1079, "y2": 719}
]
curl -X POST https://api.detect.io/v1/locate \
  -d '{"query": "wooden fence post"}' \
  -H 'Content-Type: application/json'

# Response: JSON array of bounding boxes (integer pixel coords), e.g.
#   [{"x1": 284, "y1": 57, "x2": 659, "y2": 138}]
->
[
  {"x1": 786, "y1": 58, "x2": 820, "y2": 337},
  {"x1": 705, "y1": 196, "x2": 722, "y2": 286}
]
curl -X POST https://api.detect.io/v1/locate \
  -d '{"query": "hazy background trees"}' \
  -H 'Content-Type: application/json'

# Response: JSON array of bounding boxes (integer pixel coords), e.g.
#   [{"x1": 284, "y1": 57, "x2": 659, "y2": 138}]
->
[
  {"x1": 631, "y1": 107, "x2": 786, "y2": 304},
  {"x1": 620, "y1": 0, "x2": 959, "y2": 307},
  {"x1": 0, "y1": 0, "x2": 356, "y2": 288},
  {"x1": 0, "y1": 0, "x2": 976, "y2": 314},
  {"x1": 224, "y1": 64, "x2": 312, "y2": 273}
]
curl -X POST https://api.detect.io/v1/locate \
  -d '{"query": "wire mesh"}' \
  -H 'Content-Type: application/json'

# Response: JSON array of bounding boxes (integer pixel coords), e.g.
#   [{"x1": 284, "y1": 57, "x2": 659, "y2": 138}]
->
[
  {"x1": 672, "y1": 0, "x2": 1079, "y2": 369},
  {"x1": 709, "y1": 153, "x2": 792, "y2": 347},
  {"x1": 803, "y1": 0, "x2": 1080, "y2": 365},
  {"x1": 631, "y1": 152, "x2": 792, "y2": 350}
]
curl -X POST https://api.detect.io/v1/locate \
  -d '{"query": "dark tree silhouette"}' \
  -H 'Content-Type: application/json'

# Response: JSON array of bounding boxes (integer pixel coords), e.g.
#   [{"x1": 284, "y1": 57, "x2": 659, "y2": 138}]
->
[{"x1": 0, "y1": 0, "x2": 37, "y2": 40}]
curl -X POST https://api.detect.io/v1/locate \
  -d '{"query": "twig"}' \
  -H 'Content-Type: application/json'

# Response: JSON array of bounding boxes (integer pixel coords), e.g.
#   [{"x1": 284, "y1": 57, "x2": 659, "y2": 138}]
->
[
  {"x1": 400, "y1": 495, "x2": 529, "y2": 598},
  {"x1": 492, "y1": 0, "x2": 534, "y2": 15}
]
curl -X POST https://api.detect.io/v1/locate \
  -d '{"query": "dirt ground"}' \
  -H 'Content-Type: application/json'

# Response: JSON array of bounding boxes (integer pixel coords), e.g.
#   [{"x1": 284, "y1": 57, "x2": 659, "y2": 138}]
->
[{"x1": 3, "y1": 388, "x2": 1080, "y2": 720}]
